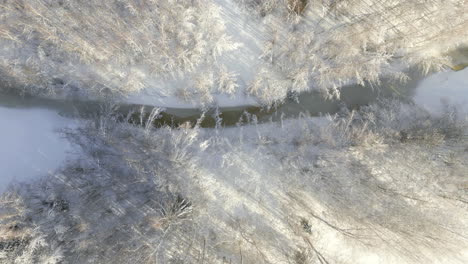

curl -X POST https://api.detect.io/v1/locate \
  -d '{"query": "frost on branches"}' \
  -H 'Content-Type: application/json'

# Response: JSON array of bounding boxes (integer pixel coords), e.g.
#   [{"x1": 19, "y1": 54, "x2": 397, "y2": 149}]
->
[
  {"x1": 238, "y1": 0, "x2": 468, "y2": 102},
  {"x1": 0, "y1": 0, "x2": 240, "y2": 103},
  {"x1": 1, "y1": 100, "x2": 467, "y2": 263},
  {"x1": 0, "y1": 0, "x2": 467, "y2": 106}
]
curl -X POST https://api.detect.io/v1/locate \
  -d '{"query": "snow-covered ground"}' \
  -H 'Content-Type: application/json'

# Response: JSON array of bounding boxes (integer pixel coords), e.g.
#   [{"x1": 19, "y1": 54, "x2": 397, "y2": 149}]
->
[
  {"x1": 413, "y1": 67, "x2": 468, "y2": 115},
  {"x1": 0, "y1": 106, "x2": 76, "y2": 193}
]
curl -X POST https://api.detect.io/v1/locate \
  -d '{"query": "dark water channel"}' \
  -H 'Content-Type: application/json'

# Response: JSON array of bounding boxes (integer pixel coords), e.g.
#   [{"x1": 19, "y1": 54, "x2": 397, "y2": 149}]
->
[{"x1": 0, "y1": 69, "x2": 425, "y2": 128}]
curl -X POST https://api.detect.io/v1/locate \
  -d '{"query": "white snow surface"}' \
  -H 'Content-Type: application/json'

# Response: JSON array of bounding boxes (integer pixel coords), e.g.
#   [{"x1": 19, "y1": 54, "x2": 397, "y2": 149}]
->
[
  {"x1": 0, "y1": 106, "x2": 75, "y2": 193},
  {"x1": 413, "y1": 68, "x2": 468, "y2": 115}
]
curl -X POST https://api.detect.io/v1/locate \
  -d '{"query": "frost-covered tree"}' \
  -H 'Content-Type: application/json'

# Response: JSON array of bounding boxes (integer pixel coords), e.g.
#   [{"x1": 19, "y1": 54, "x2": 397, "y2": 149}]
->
[
  {"x1": 236, "y1": 0, "x2": 468, "y2": 102},
  {"x1": 0, "y1": 0, "x2": 467, "y2": 105},
  {"x1": 1, "y1": 100, "x2": 467, "y2": 263},
  {"x1": 0, "y1": 0, "x2": 240, "y2": 102}
]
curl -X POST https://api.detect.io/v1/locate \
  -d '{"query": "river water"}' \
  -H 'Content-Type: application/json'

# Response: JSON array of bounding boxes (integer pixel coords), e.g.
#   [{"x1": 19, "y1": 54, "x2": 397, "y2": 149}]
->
[
  {"x1": 1, "y1": 60, "x2": 467, "y2": 193},
  {"x1": 0, "y1": 67, "x2": 425, "y2": 129}
]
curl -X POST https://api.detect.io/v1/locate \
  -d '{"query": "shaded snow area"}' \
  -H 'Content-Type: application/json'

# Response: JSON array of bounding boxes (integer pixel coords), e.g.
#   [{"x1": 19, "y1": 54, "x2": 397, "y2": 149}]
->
[
  {"x1": 413, "y1": 68, "x2": 468, "y2": 115},
  {"x1": 0, "y1": 107, "x2": 75, "y2": 193},
  {"x1": 1, "y1": 99, "x2": 467, "y2": 263}
]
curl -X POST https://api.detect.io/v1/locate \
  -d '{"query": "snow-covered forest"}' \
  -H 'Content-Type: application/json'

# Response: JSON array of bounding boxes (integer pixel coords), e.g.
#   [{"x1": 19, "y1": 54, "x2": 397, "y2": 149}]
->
[
  {"x1": 1, "y1": 0, "x2": 467, "y2": 105},
  {"x1": 1, "y1": 0, "x2": 468, "y2": 263}
]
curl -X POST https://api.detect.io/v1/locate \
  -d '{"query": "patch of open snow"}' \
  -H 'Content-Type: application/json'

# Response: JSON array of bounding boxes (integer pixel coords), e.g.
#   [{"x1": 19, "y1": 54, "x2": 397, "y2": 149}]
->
[
  {"x1": 413, "y1": 68, "x2": 468, "y2": 115},
  {"x1": 0, "y1": 106, "x2": 76, "y2": 193}
]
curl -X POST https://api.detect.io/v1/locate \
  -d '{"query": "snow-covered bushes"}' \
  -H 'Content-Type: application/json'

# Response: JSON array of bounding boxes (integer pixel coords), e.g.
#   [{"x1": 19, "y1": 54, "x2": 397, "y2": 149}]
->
[
  {"x1": 0, "y1": 0, "x2": 466, "y2": 106},
  {"x1": 322, "y1": 99, "x2": 467, "y2": 147},
  {"x1": 237, "y1": 0, "x2": 468, "y2": 102},
  {"x1": 0, "y1": 0, "x2": 240, "y2": 102},
  {"x1": 1, "y1": 100, "x2": 467, "y2": 263}
]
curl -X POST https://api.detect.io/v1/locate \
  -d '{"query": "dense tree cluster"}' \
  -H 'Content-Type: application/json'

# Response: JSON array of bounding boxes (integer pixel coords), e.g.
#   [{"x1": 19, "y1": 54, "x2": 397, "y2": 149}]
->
[
  {"x1": 0, "y1": 0, "x2": 466, "y2": 105},
  {"x1": 1, "y1": 100, "x2": 467, "y2": 263}
]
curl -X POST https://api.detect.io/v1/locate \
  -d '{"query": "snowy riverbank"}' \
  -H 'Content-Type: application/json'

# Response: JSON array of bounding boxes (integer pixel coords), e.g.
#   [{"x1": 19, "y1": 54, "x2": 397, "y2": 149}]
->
[
  {"x1": 413, "y1": 67, "x2": 468, "y2": 115},
  {"x1": 0, "y1": 65, "x2": 466, "y2": 193},
  {"x1": 0, "y1": 106, "x2": 77, "y2": 193}
]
